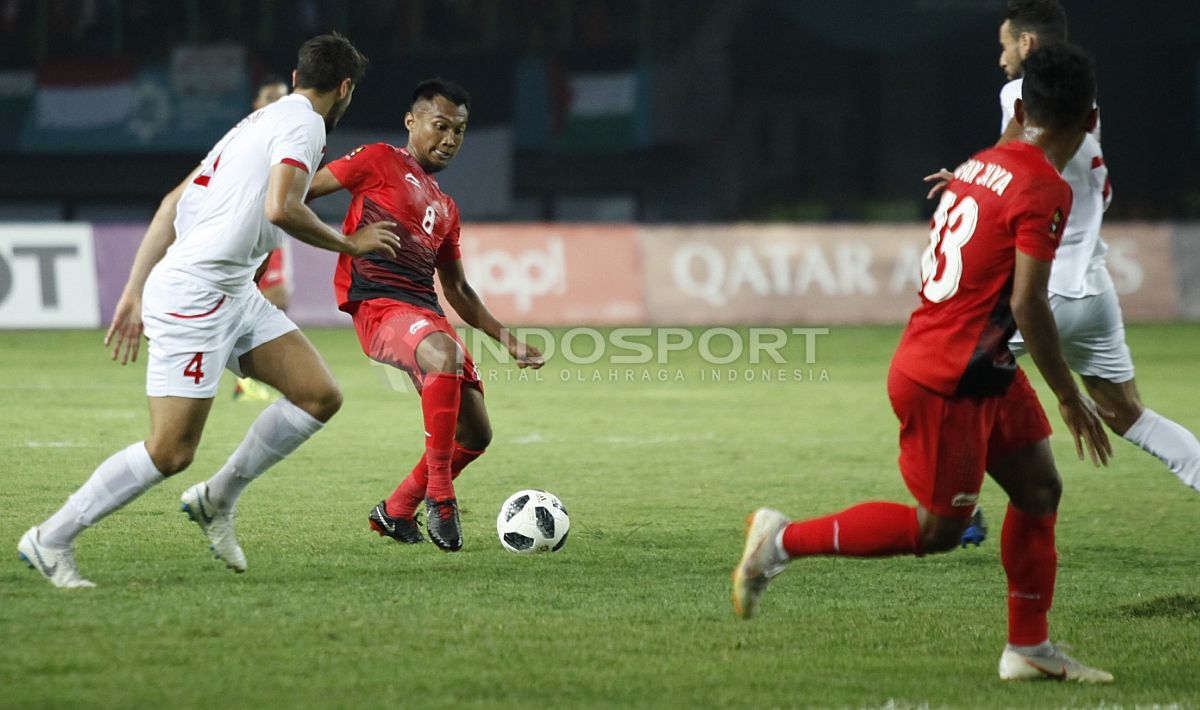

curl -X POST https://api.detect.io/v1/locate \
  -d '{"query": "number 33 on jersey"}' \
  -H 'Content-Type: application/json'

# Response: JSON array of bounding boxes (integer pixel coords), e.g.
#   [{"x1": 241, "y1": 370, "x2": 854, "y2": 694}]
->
[{"x1": 895, "y1": 141, "x2": 1072, "y2": 398}]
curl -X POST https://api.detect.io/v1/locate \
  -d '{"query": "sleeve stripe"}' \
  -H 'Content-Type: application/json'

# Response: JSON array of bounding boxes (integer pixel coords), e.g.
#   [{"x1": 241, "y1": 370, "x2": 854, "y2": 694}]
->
[{"x1": 279, "y1": 157, "x2": 309, "y2": 173}]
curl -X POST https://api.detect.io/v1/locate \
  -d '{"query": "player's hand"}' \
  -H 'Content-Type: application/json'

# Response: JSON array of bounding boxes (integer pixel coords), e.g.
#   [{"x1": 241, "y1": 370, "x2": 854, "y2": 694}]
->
[
  {"x1": 511, "y1": 340, "x2": 544, "y2": 369},
  {"x1": 104, "y1": 292, "x2": 144, "y2": 365},
  {"x1": 348, "y1": 221, "x2": 403, "y2": 258},
  {"x1": 1058, "y1": 394, "x2": 1113, "y2": 467},
  {"x1": 923, "y1": 169, "x2": 954, "y2": 199}
]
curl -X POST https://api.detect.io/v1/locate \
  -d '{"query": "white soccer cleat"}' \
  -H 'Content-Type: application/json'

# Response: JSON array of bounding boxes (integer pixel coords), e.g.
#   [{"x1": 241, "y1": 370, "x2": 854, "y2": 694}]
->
[
  {"x1": 181, "y1": 483, "x2": 247, "y2": 573},
  {"x1": 17, "y1": 526, "x2": 96, "y2": 589},
  {"x1": 999, "y1": 644, "x2": 1114, "y2": 684},
  {"x1": 732, "y1": 508, "x2": 790, "y2": 620}
]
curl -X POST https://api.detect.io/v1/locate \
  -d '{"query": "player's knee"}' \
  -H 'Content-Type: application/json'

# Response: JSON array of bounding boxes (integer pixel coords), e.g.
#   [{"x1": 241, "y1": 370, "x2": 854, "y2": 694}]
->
[
  {"x1": 1102, "y1": 398, "x2": 1143, "y2": 436},
  {"x1": 145, "y1": 443, "x2": 194, "y2": 477},
  {"x1": 308, "y1": 385, "x2": 344, "y2": 422},
  {"x1": 918, "y1": 516, "x2": 966, "y2": 554},
  {"x1": 458, "y1": 425, "x2": 492, "y2": 452},
  {"x1": 418, "y1": 335, "x2": 463, "y2": 374},
  {"x1": 920, "y1": 526, "x2": 963, "y2": 554},
  {"x1": 1013, "y1": 473, "x2": 1062, "y2": 516}
]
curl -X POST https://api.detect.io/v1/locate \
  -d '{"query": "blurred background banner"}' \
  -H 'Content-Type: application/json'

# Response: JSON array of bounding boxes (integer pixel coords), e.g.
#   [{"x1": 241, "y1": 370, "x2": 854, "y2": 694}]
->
[
  {"x1": 0, "y1": 224, "x2": 98, "y2": 328},
  {"x1": 58, "y1": 221, "x2": 1188, "y2": 332}
]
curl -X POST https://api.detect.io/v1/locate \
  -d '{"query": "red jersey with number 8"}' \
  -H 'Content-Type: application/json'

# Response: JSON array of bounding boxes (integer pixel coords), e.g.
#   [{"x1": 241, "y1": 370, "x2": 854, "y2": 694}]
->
[
  {"x1": 328, "y1": 143, "x2": 462, "y2": 316},
  {"x1": 892, "y1": 141, "x2": 1072, "y2": 398}
]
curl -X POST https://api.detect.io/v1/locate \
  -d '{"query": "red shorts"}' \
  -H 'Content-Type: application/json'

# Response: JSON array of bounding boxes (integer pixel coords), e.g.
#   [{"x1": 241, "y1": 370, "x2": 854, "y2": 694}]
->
[
  {"x1": 350, "y1": 298, "x2": 481, "y2": 393},
  {"x1": 888, "y1": 366, "x2": 1051, "y2": 518},
  {"x1": 258, "y1": 248, "x2": 287, "y2": 290}
]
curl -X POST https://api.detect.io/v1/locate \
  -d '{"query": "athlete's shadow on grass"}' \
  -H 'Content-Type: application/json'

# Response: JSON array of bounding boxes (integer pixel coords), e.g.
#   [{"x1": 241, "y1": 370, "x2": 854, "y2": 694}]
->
[{"x1": 1115, "y1": 593, "x2": 1200, "y2": 620}]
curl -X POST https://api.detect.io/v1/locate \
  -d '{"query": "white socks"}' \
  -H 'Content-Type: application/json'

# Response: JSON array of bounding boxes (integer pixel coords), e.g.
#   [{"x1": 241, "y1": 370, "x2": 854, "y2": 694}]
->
[
  {"x1": 1123, "y1": 409, "x2": 1200, "y2": 492},
  {"x1": 204, "y1": 398, "x2": 325, "y2": 510},
  {"x1": 40, "y1": 442, "x2": 164, "y2": 548}
]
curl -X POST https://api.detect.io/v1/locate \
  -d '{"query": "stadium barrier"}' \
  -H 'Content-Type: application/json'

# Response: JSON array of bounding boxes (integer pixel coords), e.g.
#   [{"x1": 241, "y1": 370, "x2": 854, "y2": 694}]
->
[{"x1": 0, "y1": 222, "x2": 1189, "y2": 329}]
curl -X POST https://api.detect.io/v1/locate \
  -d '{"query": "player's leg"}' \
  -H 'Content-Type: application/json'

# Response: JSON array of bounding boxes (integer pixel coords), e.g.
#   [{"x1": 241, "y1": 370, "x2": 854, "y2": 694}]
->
[
  {"x1": 179, "y1": 300, "x2": 334, "y2": 572},
  {"x1": 1083, "y1": 375, "x2": 1200, "y2": 491},
  {"x1": 235, "y1": 249, "x2": 289, "y2": 401},
  {"x1": 383, "y1": 384, "x2": 491, "y2": 521},
  {"x1": 21, "y1": 396, "x2": 211, "y2": 588},
  {"x1": 412, "y1": 330, "x2": 468, "y2": 551},
  {"x1": 1057, "y1": 289, "x2": 1200, "y2": 490},
  {"x1": 984, "y1": 371, "x2": 1112, "y2": 683},
  {"x1": 733, "y1": 368, "x2": 975, "y2": 619},
  {"x1": 202, "y1": 329, "x2": 340, "y2": 514}
]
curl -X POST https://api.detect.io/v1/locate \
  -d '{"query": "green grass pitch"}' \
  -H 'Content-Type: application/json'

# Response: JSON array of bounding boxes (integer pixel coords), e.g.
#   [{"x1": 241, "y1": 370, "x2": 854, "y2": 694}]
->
[{"x1": 1, "y1": 325, "x2": 1197, "y2": 709}]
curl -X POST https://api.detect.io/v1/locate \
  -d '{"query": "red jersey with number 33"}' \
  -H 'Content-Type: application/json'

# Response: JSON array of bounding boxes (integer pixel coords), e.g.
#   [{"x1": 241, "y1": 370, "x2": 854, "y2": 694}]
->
[
  {"x1": 329, "y1": 143, "x2": 462, "y2": 315},
  {"x1": 892, "y1": 141, "x2": 1072, "y2": 398}
]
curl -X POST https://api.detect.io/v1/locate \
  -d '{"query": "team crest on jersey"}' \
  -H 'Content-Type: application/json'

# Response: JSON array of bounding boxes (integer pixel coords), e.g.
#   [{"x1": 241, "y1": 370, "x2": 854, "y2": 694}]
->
[{"x1": 1050, "y1": 208, "x2": 1064, "y2": 233}]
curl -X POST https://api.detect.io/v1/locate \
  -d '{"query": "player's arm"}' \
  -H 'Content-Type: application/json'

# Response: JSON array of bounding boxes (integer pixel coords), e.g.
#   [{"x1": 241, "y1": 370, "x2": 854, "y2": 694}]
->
[
  {"x1": 104, "y1": 164, "x2": 201, "y2": 364},
  {"x1": 304, "y1": 166, "x2": 345, "y2": 202},
  {"x1": 264, "y1": 162, "x2": 400, "y2": 257},
  {"x1": 1012, "y1": 252, "x2": 1112, "y2": 466},
  {"x1": 437, "y1": 258, "x2": 544, "y2": 369}
]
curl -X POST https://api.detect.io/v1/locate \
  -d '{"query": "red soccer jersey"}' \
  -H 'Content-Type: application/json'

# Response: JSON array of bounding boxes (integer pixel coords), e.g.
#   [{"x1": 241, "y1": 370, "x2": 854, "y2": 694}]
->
[
  {"x1": 328, "y1": 144, "x2": 462, "y2": 315},
  {"x1": 892, "y1": 141, "x2": 1072, "y2": 398}
]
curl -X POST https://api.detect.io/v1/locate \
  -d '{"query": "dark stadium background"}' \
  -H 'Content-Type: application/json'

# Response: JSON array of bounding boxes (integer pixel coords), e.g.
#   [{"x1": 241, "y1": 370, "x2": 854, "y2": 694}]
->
[{"x1": 0, "y1": 0, "x2": 1197, "y2": 223}]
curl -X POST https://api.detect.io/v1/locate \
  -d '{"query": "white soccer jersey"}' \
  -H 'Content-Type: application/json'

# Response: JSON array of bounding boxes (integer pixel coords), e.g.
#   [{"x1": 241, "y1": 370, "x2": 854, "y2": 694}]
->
[
  {"x1": 158, "y1": 94, "x2": 326, "y2": 295},
  {"x1": 1000, "y1": 79, "x2": 1112, "y2": 297}
]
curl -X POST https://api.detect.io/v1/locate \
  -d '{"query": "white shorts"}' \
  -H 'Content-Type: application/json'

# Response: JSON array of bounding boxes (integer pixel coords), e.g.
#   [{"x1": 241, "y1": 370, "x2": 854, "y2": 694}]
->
[
  {"x1": 1010, "y1": 287, "x2": 1135, "y2": 383},
  {"x1": 142, "y1": 272, "x2": 297, "y2": 398}
]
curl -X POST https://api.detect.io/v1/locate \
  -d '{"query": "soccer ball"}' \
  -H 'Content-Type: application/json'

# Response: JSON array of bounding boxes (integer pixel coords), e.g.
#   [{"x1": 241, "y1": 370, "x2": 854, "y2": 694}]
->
[{"x1": 496, "y1": 489, "x2": 570, "y2": 554}]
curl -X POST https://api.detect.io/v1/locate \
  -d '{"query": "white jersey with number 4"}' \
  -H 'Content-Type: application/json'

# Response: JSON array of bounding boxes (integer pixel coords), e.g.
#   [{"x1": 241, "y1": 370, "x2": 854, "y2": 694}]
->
[
  {"x1": 157, "y1": 93, "x2": 326, "y2": 295},
  {"x1": 1000, "y1": 78, "x2": 1112, "y2": 297}
]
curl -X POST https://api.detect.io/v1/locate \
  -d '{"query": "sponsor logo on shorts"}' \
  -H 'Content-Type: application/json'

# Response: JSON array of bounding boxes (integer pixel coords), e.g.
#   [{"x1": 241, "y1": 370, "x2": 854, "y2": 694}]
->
[
  {"x1": 951, "y1": 493, "x2": 979, "y2": 508},
  {"x1": 409, "y1": 319, "x2": 430, "y2": 335}
]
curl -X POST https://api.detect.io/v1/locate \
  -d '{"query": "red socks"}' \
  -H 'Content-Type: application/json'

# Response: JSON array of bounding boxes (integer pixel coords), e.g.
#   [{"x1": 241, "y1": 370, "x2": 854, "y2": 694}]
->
[
  {"x1": 420, "y1": 373, "x2": 461, "y2": 501},
  {"x1": 386, "y1": 446, "x2": 485, "y2": 518},
  {"x1": 1002, "y1": 504, "x2": 1057, "y2": 646},
  {"x1": 781, "y1": 502, "x2": 921, "y2": 557}
]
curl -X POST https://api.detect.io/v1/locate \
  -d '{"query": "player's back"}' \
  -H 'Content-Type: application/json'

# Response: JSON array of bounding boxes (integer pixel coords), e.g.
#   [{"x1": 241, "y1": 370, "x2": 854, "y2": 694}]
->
[
  {"x1": 893, "y1": 141, "x2": 1072, "y2": 398},
  {"x1": 160, "y1": 94, "x2": 325, "y2": 295}
]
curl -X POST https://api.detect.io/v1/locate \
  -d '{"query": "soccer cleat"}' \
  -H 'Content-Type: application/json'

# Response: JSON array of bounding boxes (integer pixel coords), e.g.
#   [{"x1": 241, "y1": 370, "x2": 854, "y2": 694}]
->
[
  {"x1": 17, "y1": 526, "x2": 96, "y2": 589},
  {"x1": 369, "y1": 501, "x2": 425, "y2": 544},
  {"x1": 233, "y1": 377, "x2": 272, "y2": 402},
  {"x1": 180, "y1": 483, "x2": 247, "y2": 572},
  {"x1": 732, "y1": 508, "x2": 790, "y2": 620},
  {"x1": 424, "y1": 496, "x2": 463, "y2": 552},
  {"x1": 960, "y1": 506, "x2": 988, "y2": 548},
  {"x1": 999, "y1": 644, "x2": 1114, "y2": 684}
]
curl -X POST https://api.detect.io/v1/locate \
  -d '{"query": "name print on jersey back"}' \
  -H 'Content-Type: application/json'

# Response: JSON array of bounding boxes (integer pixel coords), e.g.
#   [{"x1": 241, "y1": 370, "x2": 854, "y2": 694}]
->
[{"x1": 894, "y1": 141, "x2": 1072, "y2": 399}]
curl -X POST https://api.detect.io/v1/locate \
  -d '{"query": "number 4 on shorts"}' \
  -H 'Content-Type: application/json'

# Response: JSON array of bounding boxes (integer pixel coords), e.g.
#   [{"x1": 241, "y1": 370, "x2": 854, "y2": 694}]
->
[{"x1": 184, "y1": 353, "x2": 205, "y2": 385}]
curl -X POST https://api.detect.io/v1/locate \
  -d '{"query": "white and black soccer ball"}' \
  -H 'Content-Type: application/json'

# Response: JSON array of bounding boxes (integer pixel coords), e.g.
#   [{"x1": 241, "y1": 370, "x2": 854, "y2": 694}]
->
[{"x1": 496, "y1": 489, "x2": 570, "y2": 554}]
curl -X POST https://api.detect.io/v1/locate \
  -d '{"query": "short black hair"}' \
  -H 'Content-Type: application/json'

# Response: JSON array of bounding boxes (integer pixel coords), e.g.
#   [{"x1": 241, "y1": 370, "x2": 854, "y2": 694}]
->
[
  {"x1": 294, "y1": 33, "x2": 368, "y2": 93},
  {"x1": 411, "y1": 77, "x2": 471, "y2": 111},
  {"x1": 1005, "y1": 0, "x2": 1068, "y2": 44},
  {"x1": 258, "y1": 74, "x2": 288, "y2": 90},
  {"x1": 1021, "y1": 43, "x2": 1095, "y2": 132}
]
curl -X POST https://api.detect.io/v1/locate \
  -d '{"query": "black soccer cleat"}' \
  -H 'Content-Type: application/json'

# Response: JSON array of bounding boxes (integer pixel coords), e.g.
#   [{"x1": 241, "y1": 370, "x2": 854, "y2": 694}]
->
[
  {"x1": 424, "y1": 496, "x2": 463, "y2": 552},
  {"x1": 368, "y1": 501, "x2": 425, "y2": 544}
]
